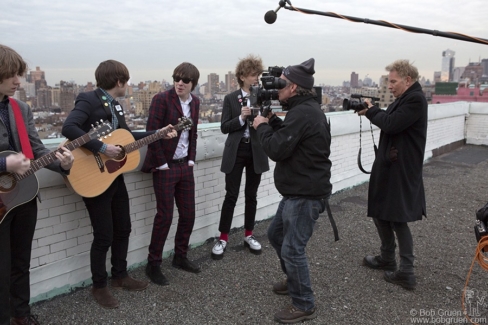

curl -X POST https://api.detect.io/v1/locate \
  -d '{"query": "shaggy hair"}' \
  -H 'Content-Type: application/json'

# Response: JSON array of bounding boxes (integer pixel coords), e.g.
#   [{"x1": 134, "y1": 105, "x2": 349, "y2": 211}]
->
[
  {"x1": 235, "y1": 54, "x2": 263, "y2": 88},
  {"x1": 0, "y1": 44, "x2": 27, "y2": 82},
  {"x1": 385, "y1": 60, "x2": 419, "y2": 81}
]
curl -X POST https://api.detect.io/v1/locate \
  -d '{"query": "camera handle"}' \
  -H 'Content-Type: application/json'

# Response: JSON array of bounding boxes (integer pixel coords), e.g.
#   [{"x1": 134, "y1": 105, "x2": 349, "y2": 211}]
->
[
  {"x1": 357, "y1": 116, "x2": 377, "y2": 174},
  {"x1": 261, "y1": 100, "x2": 272, "y2": 117}
]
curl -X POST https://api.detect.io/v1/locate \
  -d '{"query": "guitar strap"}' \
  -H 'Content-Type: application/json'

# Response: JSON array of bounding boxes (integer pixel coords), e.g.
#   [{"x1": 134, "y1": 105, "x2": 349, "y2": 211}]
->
[
  {"x1": 9, "y1": 98, "x2": 34, "y2": 159},
  {"x1": 94, "y1": 88, "x2": 131, "y2": 172},
  {"x1": 94, "y1": 89, "x2": 130, "y2": 131}
]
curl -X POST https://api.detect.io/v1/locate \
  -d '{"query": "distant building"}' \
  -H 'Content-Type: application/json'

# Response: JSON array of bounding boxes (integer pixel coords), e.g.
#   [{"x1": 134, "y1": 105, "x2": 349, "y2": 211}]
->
[
  {"x1": 27, "y1": 66, "x2": 47, "y2": 93},
  {"x1": 207, "y1": 73, "x2": 219, "y2": 96},
  {"x1": 452, "y1": 67, "x2": 465, "y2": 82},
  {"x1": 363, "y1": 76, "x2": 373, "y2": 87},
  {"x1": 481, "y1": 59, "x2": 488, "y2": 83},
  {"x1": 225, "y1": 71, "x2": 237, "y2": 92},
  {"x1": 434, "y1": 71, "x2": 442, "y2": 84},
  {"x1": 132, "y1": 81, "x2": 163, "y2": 116},
  {"x1": 350, "y1": 72, "x2": 359, "y2": 88},
  {"x1": 377, "y1": 75, "x2": 395, "y2": 108},
  {"x1": 441, "y1": 49, "x2": 455, "y2": 82},
  {"x1": 462, "y1": 62, "x2": 483, "y2": 84},
  {"x1": 432, "y1": 81, "x2": 488, "y2": 104},
  {"x1": 57, "y1": 81, "x2": 76, "y2": 112},
  {"x1": 37, "y1": 87, "x2": 52, "y2": 109}
]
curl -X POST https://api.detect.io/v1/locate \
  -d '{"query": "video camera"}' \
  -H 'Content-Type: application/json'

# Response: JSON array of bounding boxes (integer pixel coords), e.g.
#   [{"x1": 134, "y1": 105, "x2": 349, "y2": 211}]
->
[
  {"x1": 249, "y1": 66, "x2": 286, "y2": 108},
  {"x1": 248, "y1": 66, "x2": 323, "y2": 118},
  {"x1": 343, "y1": 94, "x2": 380, "y2": 112}
]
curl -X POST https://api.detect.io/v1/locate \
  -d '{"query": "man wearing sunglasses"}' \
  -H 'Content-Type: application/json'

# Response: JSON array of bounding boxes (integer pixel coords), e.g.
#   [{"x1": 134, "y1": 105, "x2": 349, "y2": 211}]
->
[{"x1": 142, "y1": 62, "x2": 201, "y2": 285}]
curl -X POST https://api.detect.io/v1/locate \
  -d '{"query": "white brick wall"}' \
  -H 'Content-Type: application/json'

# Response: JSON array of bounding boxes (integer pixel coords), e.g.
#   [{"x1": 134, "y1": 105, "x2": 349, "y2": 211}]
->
[{"x1": 28, "y1": 101, "x2": 487, "y2": 302}]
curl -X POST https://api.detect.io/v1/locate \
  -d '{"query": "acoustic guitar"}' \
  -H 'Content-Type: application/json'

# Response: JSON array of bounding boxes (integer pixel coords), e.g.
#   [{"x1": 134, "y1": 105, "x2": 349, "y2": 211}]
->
[
  {"x1": 0, "y1": 121, "x2": 111, "y2": 224},
  {"x1": 65, "y1": 117, "x2": 193, "y2": 198}
]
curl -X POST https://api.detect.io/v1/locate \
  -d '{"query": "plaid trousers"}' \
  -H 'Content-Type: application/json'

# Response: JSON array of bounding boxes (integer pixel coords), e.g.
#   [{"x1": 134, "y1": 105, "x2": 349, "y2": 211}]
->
[{"x1": 147, "y1": 163, "x2": 196, "y2": 265}]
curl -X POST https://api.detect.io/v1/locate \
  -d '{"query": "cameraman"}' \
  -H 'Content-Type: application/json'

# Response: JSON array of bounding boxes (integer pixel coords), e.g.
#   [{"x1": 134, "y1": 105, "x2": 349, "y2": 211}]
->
[
  {"x1": 253, "y1": 58, "x2": 332, "y2": 324},
  {"x1": 358, "y1": 60, "x2": 427, "y2": 290}
]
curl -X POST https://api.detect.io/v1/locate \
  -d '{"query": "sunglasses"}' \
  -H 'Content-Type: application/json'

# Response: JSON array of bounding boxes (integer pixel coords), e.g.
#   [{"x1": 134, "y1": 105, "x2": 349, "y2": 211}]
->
[{"x1": 173, "y1": 75, "x2": 193, "y2": 84}]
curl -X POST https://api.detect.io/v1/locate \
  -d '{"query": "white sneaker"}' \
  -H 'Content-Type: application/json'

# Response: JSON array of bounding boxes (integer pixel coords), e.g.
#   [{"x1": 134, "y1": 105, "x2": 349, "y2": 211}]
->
[
  {"x1": 211, "y1": 240, "x2": 227, "y2": 260},
  {"x1": 244, "y1": 235, "x2": 262, "y2": 255}
]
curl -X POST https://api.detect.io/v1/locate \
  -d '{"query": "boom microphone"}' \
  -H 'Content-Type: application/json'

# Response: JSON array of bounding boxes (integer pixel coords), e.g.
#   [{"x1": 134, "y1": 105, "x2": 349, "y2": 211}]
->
[
  {"x1": 264, "y1": 10, "x2": 278, "y2": 24},
  {"x1": 264, "y1": 0, "x2": 287, "y2": 24}
]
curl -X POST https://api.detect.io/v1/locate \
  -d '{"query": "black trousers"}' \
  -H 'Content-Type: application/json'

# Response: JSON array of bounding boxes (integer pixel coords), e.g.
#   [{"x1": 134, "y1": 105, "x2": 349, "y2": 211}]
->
[
  {"x1": 83, "y1": 175, "x2": 131, "y2": 288},
  {"x1": 219, "y1": 142, "x2": 262, "y2": 234},
  {"x1": 373, "y1": 218, "x2": 415, "y2": 273},
  {"x1": 0, "y1": 198, "x2": 37, "y2": 324}
]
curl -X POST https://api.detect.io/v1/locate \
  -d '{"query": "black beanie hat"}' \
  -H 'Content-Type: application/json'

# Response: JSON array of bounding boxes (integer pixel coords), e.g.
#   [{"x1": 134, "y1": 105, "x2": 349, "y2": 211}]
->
[{"x1": 283, "y1": 58, "x2": 315, "y2": 89}]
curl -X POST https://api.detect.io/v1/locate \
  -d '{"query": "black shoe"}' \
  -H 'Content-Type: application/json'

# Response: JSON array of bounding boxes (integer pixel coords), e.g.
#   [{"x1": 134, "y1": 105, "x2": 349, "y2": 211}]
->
[
  {"x1": 10, "y1": 315, "x2": 41, "y2": 325},
  {"x1": 384, "y1": 270, "x2": 417, "y2": 290},
  {"x1": 172, "y1": 256, "x2": 201, "y2": 273},
  {"x1": 362, "y1": 255, "x2": 397, "y2": 271},
  {"x1": 145, "y1": 264, "x2": 169, "y2": 286}
]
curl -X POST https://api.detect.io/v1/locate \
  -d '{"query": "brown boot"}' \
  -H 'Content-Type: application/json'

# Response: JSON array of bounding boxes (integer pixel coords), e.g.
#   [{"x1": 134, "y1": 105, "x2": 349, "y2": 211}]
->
[
  {"x1": 111, "y1": 276, "x2": 149, "y2": 291},
  {"x1": 10, "y1": 315, "x2": 41, "y2": 325},
  {"x1": 91, "y1": 286, "x2": 119, "y2": 309}
]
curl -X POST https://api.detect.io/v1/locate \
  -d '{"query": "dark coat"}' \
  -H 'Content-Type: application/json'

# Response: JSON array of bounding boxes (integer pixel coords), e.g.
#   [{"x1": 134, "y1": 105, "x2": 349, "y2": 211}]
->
[
  {"x1": 256, "y1": 95, "x2": 332, "y2": 199},
  {"x1": 365, "y1": 81, "x2": 427, "y2": 222},
  {"x1": 141, "y1": 87, "x2": 199, "y2": 172},
  {"x1": 1, "y1": 98, "x2": 66, "y2": 174},
  {"x1": 220, "y1": 89, "x2": 269, "y2": 174},
  {"x1": 62, "y1": 90, "x2": 153, "y2": 152}
]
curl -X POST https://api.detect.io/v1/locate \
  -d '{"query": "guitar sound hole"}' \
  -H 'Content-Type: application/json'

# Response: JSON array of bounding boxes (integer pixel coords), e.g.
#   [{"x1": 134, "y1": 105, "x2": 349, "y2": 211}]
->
[
  {"x1": 114, "y1": 146, "x2": 127, "y2": 161},
  {"x1": 0, "y1": 173, "x2": 16, "y2": 192}
]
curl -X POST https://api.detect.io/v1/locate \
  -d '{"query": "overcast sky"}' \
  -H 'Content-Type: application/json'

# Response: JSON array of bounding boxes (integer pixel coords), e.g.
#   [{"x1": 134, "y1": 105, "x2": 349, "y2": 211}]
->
[{"x1": 3, "y1": 0, "x2": 488, "y2": 87}]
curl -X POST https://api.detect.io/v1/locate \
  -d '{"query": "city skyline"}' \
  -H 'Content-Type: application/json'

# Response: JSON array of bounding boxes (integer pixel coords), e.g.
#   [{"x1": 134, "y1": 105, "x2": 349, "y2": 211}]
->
[{"x1": 3, "y1": 0, "x2": 488, "y2": 86}]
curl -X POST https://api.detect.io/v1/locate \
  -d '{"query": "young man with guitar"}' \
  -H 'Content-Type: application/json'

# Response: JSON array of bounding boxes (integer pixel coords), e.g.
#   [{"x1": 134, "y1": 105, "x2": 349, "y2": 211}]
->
[
  {"x1": 61, "y1": 60, "x2": 177, "y2": 309},
  {"x1": 141, "y1": 62, "x2": 201, "y2": 285},
  {"x1": 0, "y1": 45, "x2": 74, "y2": 325}
]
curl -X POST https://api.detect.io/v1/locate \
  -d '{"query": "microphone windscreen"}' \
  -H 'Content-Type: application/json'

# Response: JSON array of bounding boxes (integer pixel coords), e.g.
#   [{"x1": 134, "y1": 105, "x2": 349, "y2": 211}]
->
[{"x1": 264, "y1": 10, "x2": 277, "y2": 24}]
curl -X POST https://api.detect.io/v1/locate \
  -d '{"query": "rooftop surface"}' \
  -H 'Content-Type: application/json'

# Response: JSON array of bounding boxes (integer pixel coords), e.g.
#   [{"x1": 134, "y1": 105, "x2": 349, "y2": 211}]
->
[{"x1": 30, "y1": 144, "x2": 488, "y2": 325}]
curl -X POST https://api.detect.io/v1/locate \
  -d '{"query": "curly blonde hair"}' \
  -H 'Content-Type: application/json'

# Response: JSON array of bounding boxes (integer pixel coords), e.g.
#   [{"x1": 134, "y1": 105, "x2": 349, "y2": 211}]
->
[{"x1": 235, "y1": 54, "x2": 264, "y2": 88}]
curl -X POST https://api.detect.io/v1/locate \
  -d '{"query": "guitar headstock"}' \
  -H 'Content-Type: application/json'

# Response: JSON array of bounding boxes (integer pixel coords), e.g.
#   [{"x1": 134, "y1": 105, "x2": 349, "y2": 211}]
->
[
  {"x1": 88, "y1": 120, "x2": 112, "y2": 140},
  {"x1": 175, "y1": 117, "x2": 193, "y2": 132}
]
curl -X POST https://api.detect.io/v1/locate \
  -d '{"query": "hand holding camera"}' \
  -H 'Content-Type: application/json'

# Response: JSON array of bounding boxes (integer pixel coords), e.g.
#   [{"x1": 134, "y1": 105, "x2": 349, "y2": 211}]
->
[
  {"x1": 241, "y1": 106, "x2": 251, "y2": 120},
  {"x1": 252, "y1": 115, "x2": 269, "y2": 130}
]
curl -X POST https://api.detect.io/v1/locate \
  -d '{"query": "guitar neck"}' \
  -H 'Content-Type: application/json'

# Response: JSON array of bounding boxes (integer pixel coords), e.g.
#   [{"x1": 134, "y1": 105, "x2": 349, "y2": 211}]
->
[
  {"x1": 123, "y1": 126, "x2": 183, "y2": 154},
  {"x1": 17, "y1": 133, "x2": 95, "y2": 180}
]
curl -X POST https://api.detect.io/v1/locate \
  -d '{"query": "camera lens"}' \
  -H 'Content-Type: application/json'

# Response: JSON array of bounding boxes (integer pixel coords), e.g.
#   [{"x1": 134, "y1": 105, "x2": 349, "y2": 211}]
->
[{"x1": 262, "y1": 77, "x2": 286, "y2": 90}]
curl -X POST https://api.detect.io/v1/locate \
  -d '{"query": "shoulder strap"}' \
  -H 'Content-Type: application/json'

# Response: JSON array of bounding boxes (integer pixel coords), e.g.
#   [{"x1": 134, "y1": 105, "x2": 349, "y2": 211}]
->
[
  {"x1": 9, "y1": 98, "x2": 34, "y2": 159},
  {"x1": 324, "y1": 199, "x2": 340, "y2": 241},
  {"x1": 94, "y1": 89, "x2": 130, "y2": 131}
]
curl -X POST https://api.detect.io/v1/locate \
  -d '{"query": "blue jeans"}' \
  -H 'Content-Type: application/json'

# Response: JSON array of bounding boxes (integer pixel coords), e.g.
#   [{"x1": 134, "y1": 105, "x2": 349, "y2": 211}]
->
[{"x1": 268, "y1": 197, "x2": 325, "y2": 311}]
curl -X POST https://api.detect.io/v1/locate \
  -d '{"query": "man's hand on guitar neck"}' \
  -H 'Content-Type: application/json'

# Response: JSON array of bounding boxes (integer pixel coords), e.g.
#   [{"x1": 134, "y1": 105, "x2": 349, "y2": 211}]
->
[
  {"x1": 6, "y1": 153, "x2": 31, "y2": 175},
  {"x1": 103, "y1": 144, "x2": 123, "y2": 158},
  {"x1": 158, "y1": 125, "x2": 177, "y2": 139}
]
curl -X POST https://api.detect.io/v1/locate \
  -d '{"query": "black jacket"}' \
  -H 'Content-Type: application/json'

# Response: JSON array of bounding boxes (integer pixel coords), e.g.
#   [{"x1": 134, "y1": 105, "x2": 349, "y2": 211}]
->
[
  {"x1": 62, "y1": 90, "x2": 153, "y2": 152},
  {"x1": 220, "y1": 89, "x2": 269, "y2": 174},
  {"x1": 365, "y1": 81, "x2": 427, "y2": 222},
  {"x1": 256, "y1": 95, "x2": 332, "y2": 199}
]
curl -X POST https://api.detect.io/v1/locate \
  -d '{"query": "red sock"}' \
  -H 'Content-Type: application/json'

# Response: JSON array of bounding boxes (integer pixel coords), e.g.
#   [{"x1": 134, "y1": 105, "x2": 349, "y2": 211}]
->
[
  {"x1": 219, "y1": 233, "x2": 229, "y2": 242},
  {"x1": 245, "y1": 230, "x2": 253, "y2": 237}
]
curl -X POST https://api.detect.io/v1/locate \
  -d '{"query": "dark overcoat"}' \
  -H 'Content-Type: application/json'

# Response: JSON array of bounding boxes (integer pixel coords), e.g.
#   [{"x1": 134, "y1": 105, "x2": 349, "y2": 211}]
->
[
  {"x1": 365, "y1": 81, "x2": 427, "y2": 222},
  {"x1": 220, "y1": 89, "x2": 269, "y2": 174}
]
